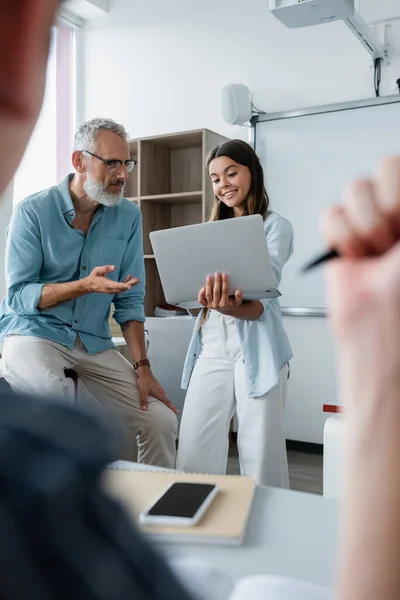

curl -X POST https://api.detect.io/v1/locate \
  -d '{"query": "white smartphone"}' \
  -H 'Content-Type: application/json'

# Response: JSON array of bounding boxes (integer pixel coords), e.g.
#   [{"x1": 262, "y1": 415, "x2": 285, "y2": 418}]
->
[{"x1": 139, "y1": 481, "x2": 219, "y2": 527}]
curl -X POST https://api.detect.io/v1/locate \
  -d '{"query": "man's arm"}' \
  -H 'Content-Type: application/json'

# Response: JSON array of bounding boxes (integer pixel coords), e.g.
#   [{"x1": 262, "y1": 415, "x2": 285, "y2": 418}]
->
[
  {"x1": 6, "y1": 204, "x2": 89, "y2": 311},
  {"x1": 38, "y1": 267, "x2": 138, "y2": 310},
  {"x1": 6, "y1": 203, "x2": 46, "y2": 315},
  {"x1": 113, "y1": 206, "x2": 146, "y2": 356},
  {"x1": 114, "y1": 208, "x2": 176, "y2": 412},
  {"x1": 120, "y1": 318, "x2": 176, "y2": 413},
  {"x1": 38, "y1": 280, "x2": 88, "y2": 310},
  {"x1": 120, "y1": 320, "x2": 148, "y2": 365},
  {"x1": 6, "y1": 204, "x2": 137, "y2": 313}
]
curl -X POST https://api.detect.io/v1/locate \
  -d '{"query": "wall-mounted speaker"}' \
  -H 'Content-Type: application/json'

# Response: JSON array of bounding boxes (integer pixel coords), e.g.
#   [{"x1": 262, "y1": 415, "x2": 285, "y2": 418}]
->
[{"x1": 219, "y1": 83, "x2": 252, "y2": 125}]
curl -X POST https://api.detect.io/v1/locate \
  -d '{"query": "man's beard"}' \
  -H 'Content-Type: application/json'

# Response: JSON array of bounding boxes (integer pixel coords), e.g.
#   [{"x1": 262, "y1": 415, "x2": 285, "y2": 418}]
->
[{"x1": 83, "y1": 175, "x2": 125, "y2": 207}]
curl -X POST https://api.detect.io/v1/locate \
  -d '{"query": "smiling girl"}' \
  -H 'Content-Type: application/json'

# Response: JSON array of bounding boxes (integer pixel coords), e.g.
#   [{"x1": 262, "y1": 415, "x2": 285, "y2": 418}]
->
[{"x1": 177, "y1": 140, "x2": 294, "y2": 487}]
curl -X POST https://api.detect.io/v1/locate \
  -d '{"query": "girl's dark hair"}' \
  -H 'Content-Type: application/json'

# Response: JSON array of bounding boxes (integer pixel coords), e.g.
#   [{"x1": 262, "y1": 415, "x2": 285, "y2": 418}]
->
[{"x1": 206, "y1": 139, "x2": 270, "y2": 221}]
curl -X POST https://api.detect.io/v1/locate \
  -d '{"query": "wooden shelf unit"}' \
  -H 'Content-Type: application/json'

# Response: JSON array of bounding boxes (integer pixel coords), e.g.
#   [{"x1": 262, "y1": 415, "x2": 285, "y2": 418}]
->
[{"x1": 109, "y1": 128, "x2": 228, "y2": 336}]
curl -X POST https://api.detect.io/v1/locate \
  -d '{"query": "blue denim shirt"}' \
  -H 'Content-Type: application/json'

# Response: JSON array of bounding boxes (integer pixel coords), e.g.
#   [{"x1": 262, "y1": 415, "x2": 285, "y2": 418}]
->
[
  {"x1": 181, "y1": 211, "x2": 294, "y2": 398},
  {"x1": 0, "y1": 175, "x2": 145, "y2": 354}
]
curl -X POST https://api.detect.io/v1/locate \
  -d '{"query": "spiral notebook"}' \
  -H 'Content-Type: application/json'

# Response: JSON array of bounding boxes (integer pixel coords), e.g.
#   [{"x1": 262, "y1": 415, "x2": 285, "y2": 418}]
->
[{"x1": 103, "y1": 462, "x2": 256, "y2": 546}]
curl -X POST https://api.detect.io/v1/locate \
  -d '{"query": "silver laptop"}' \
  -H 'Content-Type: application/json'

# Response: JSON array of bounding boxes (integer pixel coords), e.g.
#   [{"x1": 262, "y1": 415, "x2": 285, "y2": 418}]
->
[{"x1": 149, "y1": 214, "x2": 280, "y2": 308}]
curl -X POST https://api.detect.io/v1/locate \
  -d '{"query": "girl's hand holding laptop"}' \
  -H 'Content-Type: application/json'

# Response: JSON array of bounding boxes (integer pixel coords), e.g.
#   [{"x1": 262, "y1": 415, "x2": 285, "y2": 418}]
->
[{"x1": 198, "y1": 273, "x2": 243, "y2": 311}]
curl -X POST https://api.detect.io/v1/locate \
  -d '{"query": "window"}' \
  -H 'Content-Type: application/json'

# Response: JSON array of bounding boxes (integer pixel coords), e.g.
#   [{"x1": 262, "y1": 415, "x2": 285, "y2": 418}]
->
[{"x1": 13, "y1": 22, "x2": 78, "y2": 205}]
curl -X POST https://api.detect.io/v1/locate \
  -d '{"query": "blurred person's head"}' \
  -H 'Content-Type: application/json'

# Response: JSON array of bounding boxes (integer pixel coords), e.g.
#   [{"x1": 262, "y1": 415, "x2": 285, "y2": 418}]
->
[
  {"x1": 0, "y1": 391, "x2": 193, "y2": 599},
  {"x1": 0, "y1": 0, "x2": 62, "y2": 197}
]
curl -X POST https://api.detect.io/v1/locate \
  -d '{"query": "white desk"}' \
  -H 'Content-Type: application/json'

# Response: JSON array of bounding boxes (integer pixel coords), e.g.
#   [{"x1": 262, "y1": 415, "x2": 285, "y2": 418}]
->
[
  {"x1": 108, "y1": 461, "x2": 338, "y2": 588},
  {"x1": 145, "y1": 317, "x2": 196, "y2": 420},
  {"x1": 164, "y1": 487, "x2": 337, "y2": 588}
]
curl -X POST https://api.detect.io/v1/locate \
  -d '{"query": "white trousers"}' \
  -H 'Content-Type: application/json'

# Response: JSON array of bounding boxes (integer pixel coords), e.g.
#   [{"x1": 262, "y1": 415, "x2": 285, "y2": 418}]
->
[
  {"x1": 1, "y1": 335, "x2": 177, "y2": 468},
  {"x1": 176, "y1": 311, "x2": 289, "y2": 488}
]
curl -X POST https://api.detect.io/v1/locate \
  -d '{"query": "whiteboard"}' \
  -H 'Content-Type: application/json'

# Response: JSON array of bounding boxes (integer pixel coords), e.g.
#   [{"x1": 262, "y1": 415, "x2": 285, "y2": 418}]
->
[{"x1": 255, "y1": 99, "x2": 400, "y2": 309}]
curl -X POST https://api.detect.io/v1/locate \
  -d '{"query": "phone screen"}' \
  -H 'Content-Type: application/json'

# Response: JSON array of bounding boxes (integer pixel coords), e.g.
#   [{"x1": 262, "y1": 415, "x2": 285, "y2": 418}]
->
[{"x1": 147, "y1": 482, "x2": 217, "y2": 518}]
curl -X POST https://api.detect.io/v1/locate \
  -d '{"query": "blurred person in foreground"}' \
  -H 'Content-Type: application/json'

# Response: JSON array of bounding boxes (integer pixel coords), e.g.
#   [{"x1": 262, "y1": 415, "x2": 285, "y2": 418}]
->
[
  {"x1": 0, "y1": 2, "x2": 192, "y2": 599},
  {"x1": 1, "y1": 2, "x2": 400, "y2": 600}
]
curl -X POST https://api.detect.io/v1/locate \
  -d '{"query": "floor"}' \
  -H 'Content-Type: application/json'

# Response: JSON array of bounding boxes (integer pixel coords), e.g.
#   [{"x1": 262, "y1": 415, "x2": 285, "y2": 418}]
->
[{"x1": 227, "y1": 442, "x2": 323, "y2": 495}]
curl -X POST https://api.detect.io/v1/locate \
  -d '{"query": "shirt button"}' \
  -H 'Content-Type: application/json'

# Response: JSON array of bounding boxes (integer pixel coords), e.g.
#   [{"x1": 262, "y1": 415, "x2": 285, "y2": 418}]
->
[
  {"x1": 74, "y1": 319, "x2": 79, "y2": 324},
  {"x1": 81, "y1": 266, "x2": 87, "y2": 271},
  {"x1": 69, "y1": 212, "x2": 74, "y2": 217}
]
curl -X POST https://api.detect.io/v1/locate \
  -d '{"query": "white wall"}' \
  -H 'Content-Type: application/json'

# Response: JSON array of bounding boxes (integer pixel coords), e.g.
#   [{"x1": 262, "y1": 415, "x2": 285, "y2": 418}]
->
[
  {"x1": 63, "y1": 0, "x2": 110, "y2": 19},
  {"x1": 14, "y1": 37, "x2": 57, "y2": 205},
  {"x1": 82, "y1": 0, "x2": 400, "y2": 139},
  {"x1": 81, "y1": 0, "x2": 400, "y2": 443}
]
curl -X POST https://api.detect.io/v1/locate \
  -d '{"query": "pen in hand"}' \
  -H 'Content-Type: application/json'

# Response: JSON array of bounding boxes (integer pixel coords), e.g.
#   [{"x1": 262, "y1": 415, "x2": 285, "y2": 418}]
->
[{"x1": 301, "y1": 248, "x2": 339, "y2": 273}]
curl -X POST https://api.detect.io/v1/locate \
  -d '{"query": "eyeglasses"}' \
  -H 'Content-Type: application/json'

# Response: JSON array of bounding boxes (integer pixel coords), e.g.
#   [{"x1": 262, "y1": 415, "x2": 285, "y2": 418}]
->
[{"x1": 81, "y1": 150, "x2": 137, "y2": 173}]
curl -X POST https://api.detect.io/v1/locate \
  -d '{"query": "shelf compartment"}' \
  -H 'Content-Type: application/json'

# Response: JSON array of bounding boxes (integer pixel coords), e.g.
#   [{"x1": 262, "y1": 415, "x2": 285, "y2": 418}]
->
[
  {"x1": 140, "y1": 133, "x2": 203, "y2": 196},
  {"x1": 144, "y1": 257, "x2": 165, "y2": 318},
  {"x1": 141, "y1": 199, "x2": 202, "y2": 255}
]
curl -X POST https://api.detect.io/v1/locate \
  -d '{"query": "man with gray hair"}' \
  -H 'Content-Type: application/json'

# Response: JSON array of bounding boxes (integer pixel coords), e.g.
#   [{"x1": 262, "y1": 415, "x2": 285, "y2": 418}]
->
[{"x1": 0, "y1": 117, "x2": 178, "y2": 469}]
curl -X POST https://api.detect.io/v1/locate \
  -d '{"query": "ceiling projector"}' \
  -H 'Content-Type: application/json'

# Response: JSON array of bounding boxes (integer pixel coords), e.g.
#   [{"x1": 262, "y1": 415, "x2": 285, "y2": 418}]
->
[{"x1": 270, "y1": 0, "x2": 385, "y2": 59}]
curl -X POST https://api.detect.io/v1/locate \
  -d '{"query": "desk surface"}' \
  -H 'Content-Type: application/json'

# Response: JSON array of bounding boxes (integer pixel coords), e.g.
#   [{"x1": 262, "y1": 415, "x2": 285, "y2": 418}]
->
[
  {"x1": 164, "y1": 486, "x2": 338, "y2": 588},
  {"x1": 108, "y1": 461, "x2": 338, "y2": 588}
]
